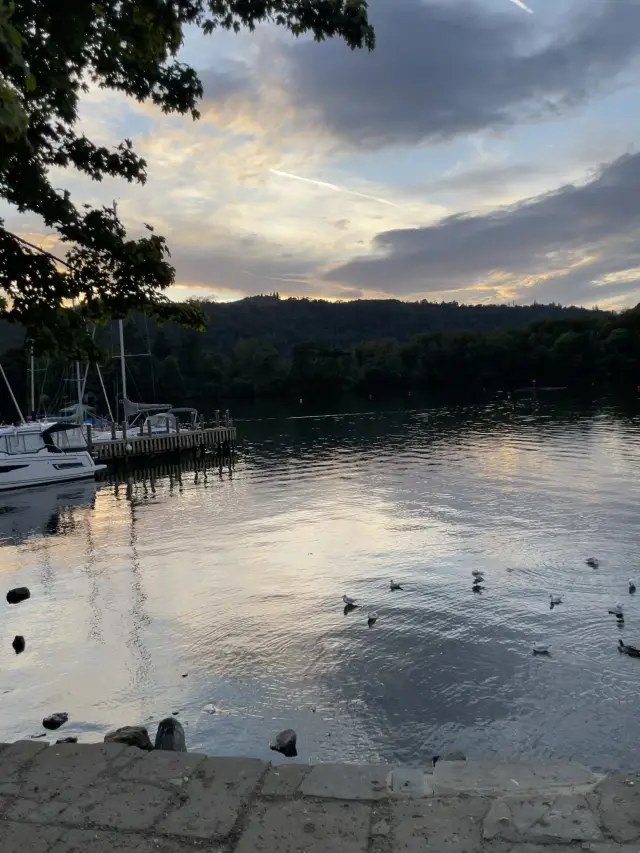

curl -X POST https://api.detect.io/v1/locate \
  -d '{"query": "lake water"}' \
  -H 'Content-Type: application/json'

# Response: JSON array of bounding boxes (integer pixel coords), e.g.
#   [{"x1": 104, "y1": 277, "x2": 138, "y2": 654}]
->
[{"x1": 2, "y1": 397, "x2": 640, "y2": 769}]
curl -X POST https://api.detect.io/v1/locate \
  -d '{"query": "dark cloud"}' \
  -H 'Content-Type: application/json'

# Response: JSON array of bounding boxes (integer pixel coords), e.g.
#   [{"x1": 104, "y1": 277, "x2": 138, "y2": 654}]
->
[
  {"x1": 199, "y1": 60, "x2": 254, "y2": 105},
  {"x1": 324, "y1": 151, "x2": 640, "y2": 304},
  {"x1": 280, "y1": 0, "x2": 640, "y2": 148}
]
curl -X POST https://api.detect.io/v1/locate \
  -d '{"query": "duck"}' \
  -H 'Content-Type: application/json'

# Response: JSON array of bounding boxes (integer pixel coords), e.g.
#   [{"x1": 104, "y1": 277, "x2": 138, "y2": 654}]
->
[
  {"x1": 629, "y1": 579, "x2": 637, "y2": 594},
  {"x1": 549, "y1": 595, "x2": 562, "y2": 606},
  {"x1": 367, "y1": 612, "x2": 378, "y2": 627},
  {"x1": 618, "y1": 639, "x2": 640, "y2": 658},
  {"x1": 342, "y1": 595, "x2": 357, "y2": 607},
  {"x1": 533, "y1": 644, "x2": 550, "y2": 656},
  {"x1": 472, "y1": 570, "x2": 484, "y2": 578},
  {"x1": 609, "y1": 601, "x2": 624, "y2": 617},
  {"x1": 390, "y1": 580, "x2": 403, "y2": 591},
  {"x1": 472, "y1": 584, "x2": 485, "y2": 594},
  {"x1": 586, "y1": 558, "x2": 599, "y2": 568}
]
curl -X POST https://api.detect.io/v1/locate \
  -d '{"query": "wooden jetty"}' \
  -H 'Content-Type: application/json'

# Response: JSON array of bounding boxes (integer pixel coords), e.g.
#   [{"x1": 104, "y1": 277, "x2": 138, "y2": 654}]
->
[{"x1": 87, "y1": 410, "x2": 236, "y2": 463}]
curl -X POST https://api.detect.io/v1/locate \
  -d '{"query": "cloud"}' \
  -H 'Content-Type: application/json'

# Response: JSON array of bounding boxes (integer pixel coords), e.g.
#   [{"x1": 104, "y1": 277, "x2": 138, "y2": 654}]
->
[
  {"x1": 324, "y1": 151, "x2": 640, "y2": 306},
  {"x1": 199, "y1": 61, "x2": 255, "y2": 105},
  {"x1": 278, "y1": 0, "x2": 640, "y2": 148}
]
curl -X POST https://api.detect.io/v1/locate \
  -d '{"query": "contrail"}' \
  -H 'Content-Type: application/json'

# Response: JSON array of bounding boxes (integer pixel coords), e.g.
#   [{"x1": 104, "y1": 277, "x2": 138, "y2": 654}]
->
[
  {"x1": 269, "y1": 169, "x2": 400, "y2": 208},
  {"x1": 508, "y1": 0, "x2": 533, "y2": 13}
]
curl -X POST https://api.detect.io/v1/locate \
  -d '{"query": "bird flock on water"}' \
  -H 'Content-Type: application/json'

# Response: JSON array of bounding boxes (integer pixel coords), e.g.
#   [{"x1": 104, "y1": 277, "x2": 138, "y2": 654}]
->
[{"x1": 343, "y1": 560, "x2": 640, "y2": 658}]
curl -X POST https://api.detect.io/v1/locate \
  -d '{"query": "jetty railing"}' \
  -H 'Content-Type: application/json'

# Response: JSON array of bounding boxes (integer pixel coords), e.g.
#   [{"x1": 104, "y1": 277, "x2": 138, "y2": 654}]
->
[{"x1": 87, "y1": 409, "x2": 236, "y2": 462}]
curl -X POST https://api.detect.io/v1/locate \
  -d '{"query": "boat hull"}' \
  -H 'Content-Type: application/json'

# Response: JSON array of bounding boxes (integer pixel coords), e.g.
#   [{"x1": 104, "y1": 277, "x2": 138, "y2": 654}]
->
[{"x1": 0, "y1": 452, "x2": 105, "y2": 492}]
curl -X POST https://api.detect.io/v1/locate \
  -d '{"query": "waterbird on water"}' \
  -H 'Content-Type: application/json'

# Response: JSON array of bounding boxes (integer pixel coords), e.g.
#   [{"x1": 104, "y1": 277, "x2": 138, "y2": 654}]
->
[
  {"x1": 390, "y1": 580, "x2": 403, "y2": 591},
  {"x1": 472, "y1": 570, "x2": 484, "y2": 578},
  {"x1": 609, "y1": 601, "x2": 624, "y2": 616},
  {"x1": 549, "y1": 595, "x2": 562, "y2": 606},
  {"x1": 619, "y1": 639, "x2": 640, "y2": 658},
  {"x1": 343, "y1": 595, "x2": 356, "y2": 606},
  {"x1": 368, "y1": 612, "x2": 378, "y2": 627},
  {"x1": 586, "y1": 557, "x2": 599, "y2": 568},
  {"x1": 630, "y1": 579, "x2": 637, "y2": 594},
  {"x1": 533, "y1": 644, "x2": 550, "y2": 656}
]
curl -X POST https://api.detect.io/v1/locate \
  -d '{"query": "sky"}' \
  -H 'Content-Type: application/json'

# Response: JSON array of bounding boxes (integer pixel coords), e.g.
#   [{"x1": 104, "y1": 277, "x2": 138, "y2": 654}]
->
[{"x1": 7, "y1": 0, "x2": 640, "y2": 309}]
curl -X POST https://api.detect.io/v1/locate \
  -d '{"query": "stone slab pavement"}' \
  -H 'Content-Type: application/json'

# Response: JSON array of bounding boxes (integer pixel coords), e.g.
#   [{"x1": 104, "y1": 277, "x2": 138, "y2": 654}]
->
[{"x1": 1, "y1": 741, "x2": 640, "y2": 852}]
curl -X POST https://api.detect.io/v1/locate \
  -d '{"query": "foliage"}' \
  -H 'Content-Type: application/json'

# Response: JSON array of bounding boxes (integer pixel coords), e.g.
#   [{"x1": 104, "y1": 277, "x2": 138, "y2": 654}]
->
[
  {"x1": 0, "y1": 0, "x2": 374, "y2": 356},
  {"x1": 7, "y1": 299, "x2": 640, "y2": 420}
]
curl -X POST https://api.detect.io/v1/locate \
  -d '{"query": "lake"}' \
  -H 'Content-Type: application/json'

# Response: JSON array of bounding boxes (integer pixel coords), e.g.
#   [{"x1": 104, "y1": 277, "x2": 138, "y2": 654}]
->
[{"x1": 2, "y1": 397, "x2": 640, "y2": 769}]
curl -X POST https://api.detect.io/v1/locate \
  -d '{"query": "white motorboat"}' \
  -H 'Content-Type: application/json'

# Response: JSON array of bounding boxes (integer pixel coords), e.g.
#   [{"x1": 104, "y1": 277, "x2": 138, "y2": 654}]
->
[{"x1": 0, "y1": 422, "x2": 105, "y2": 491}]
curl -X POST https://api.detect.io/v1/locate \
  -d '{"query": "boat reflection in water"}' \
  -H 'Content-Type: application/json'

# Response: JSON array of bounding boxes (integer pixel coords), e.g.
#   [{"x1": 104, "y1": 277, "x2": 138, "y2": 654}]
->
[{"x1": 0, "y1": 480, "x2": 100, "y2": 546}]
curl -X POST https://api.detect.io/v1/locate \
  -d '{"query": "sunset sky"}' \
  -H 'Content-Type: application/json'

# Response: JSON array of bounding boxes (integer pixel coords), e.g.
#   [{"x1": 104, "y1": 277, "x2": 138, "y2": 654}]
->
[{"x1": 6, "y1": 0, "x2": 640, "y2": 308}]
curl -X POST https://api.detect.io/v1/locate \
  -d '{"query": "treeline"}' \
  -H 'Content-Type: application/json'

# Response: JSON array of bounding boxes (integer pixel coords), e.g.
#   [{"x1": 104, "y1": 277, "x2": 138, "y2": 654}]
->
[
  {"x1": 0, "y1": 294, "x2": 602, "y2": 357},
  {"x1": 1, "y1": 301, "x2": 639, "y2": 419},
  {"x1": 162, "y1": 295, "x2": 603, "y2": 353}
]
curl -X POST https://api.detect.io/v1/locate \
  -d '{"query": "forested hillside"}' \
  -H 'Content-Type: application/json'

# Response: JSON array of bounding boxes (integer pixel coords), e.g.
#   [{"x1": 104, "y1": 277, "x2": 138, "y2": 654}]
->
[{"x1": 2, "y1": 296, "x2": 636, "y2": 419}]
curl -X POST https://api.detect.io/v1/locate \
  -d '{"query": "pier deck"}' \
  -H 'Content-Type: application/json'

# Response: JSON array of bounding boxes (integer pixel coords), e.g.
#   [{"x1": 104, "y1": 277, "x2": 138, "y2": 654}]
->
[{"x1": 88, "y1": 424, "x2": 236, "y2": 462}]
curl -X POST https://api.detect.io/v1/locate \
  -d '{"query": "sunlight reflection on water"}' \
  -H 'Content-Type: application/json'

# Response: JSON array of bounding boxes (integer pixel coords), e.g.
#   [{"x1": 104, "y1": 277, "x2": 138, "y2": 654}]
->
[{"x1": 2, "y1": 399, "x2": 640, "y2": 769}]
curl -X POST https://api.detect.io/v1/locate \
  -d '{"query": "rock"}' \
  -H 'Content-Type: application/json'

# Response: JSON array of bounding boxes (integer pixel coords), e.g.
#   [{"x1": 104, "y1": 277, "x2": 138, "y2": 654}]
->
[
  {"x1": 270, "y1": 729, "x2": 297, "y2": 758},
  {"x1": 12, "y1": 635, "x2": 25, "y2": 654},
  {"x1": 6, "y1": 587, "x2": 30, "y2": 605},
  {"x1": 42, "y1": 712, "x2": 68, "y2": 731},
  {"x1": 104, "y1": 725, "x2": 153, "y2": 751},
  {"x1": 56, "y1": 737, "x2": 78, "y2": 744},
  {"x1": 155, "y1": 717, "x2": 186, "y2": 752},
  {"x1": 443, "y1": 750, "x2": 466, "y2": 761},
  {"x1": 433, "y1": 750, "x2": 466, "y2": 766}
]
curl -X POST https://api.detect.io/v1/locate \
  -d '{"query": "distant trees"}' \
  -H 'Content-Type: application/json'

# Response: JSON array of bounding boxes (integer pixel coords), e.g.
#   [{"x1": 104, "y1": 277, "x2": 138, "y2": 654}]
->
[{"x1": 4, "y1": 298, "x2": 640, "y2": 420}]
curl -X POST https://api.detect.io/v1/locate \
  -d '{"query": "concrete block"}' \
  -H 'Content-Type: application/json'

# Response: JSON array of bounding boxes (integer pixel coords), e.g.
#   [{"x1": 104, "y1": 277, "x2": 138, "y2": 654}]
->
[
  {"x1": 261, "y1": 764, "x2": 311, "y2": 797},
  {"x1": 433, "y1": 760, "x2": 599, "y2": 795},
  {"x1": 299, "y1": 763, "x2": 392, "y2": 800},
  {"x1": 0, "y1": 821, "x2": 64, "y2": 853},
  {"x1": 157, "y1": 756, "x2": 267, "y2": 840},
  {"x1": 390, "y1": 796, "x2": 489, "y2": 853},
  {"x1": 594, "y1": 773, "x2": 640, "y2": 842},
  {"x1": 483, "y1": 794, "x2": 602, "y2": 843},
  {"x1": 388, "y1": 768, "x2": 434, "y2": 797},
  {"x1": 57, "y1": 782, "x2": 174, "y2": 831},
  {"x1": 0, "y1": 740, "x2": 49, "y2": 794},
  {"x1": 117, "y1": 749, "x2": 207, "y2": 788},
  {"x1": 19, "y1": 743, "x2": 127, "y2": 803},
  {"x1": 234, "y1": 798, "x2": 371, "y2": 853}
]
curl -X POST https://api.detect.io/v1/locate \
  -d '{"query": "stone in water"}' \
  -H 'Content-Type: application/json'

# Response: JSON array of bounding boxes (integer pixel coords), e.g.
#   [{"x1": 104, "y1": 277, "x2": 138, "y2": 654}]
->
[
  {"x1": 270, "y1": 728, "x2": 297, "y2": 758},
  {"x1": 104, "y1": 725, "x2": 153, "y2": 751},
  {"x1": 12, "y1": 635, "x2": 25, "y2": 654},
  {"x1": 7, "y1": 587, "x2": 30, "y2": 605},
  {"x1": 43, "y1": 712, "x2": 68, "y2": 731},
  {"x1": 155, "y1": 717, "x2": 186, "y2": 752}
]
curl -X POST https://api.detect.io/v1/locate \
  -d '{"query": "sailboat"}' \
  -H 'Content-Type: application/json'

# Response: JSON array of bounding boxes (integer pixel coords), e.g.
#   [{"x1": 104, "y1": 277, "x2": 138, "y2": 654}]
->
[{"x1": 89, "y1": 320, "x2": 202, "y2": 444}]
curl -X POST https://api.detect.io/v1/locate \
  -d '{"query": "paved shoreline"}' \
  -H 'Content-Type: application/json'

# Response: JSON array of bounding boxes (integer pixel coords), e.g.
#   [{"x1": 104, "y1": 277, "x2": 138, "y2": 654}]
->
[{"x1": 1, "y1": 741, "x2": 639, "y2": 852}]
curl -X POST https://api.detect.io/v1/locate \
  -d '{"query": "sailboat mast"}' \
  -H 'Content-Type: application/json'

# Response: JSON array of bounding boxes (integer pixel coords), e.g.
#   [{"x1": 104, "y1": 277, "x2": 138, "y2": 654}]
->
[
  {"x1": 0, "y1": 363, "x2": 26, "y2": 424},
  {"x1": 29, "y1": 344, "x2": 35, "y2": 417},
  {"x1": 118, "y1": 319, "x2": 127, "y2": 415},
  {"x1": 95, "y1": 363, "x2": 115, "y2": 422}
]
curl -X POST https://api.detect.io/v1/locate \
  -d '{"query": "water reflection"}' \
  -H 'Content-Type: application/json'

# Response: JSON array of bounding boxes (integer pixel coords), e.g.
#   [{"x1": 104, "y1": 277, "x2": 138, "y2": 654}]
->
[
  {"x1": 2, "y1": 400, "x2": 640, "y2": 769},
  {"x1": 0, "y1": 481, "x2": 98, "y2": 546}
]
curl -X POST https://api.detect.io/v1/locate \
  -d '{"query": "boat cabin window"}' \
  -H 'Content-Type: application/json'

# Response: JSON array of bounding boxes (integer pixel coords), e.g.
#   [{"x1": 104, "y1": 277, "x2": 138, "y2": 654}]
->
[
  {"x1": 0, "y1": 431, "x2": 45, "y2": 455},
  {"x1": 51, "y1": 427, "x2": 86, "y2": 449}
]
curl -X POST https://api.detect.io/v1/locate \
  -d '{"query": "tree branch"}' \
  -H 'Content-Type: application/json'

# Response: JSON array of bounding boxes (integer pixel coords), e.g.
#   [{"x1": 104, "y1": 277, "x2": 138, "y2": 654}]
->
[{"x1": 6, "y1": 230, "x2": 73, "y2": 269}]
